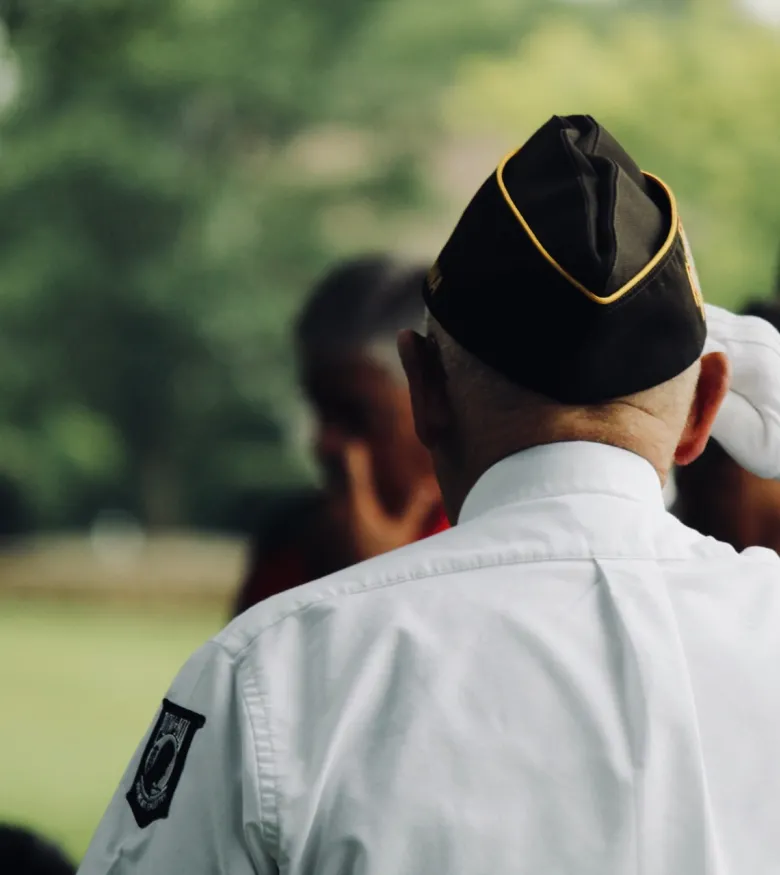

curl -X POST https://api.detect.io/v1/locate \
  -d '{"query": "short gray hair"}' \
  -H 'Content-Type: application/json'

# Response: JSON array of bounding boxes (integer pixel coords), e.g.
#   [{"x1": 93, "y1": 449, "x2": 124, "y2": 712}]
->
[
  {"x1": 427, "y1": 311, "x2": 531, "y2": 412},
  {"x1": 427, "y1": 309, "x2": 701, "y2": 424}
]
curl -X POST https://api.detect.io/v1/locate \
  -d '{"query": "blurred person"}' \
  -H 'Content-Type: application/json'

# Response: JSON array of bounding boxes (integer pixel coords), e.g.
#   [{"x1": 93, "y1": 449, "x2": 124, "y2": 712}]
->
[
  {"x1": 233, "y1": 257, "x2": 447, "y2": 616},
  {"x1": 78, "y1": 116, "x2": 780, "y2": 875},
  {"x1": 0, "y1": 824, "x2": 76, "y2": 875},
  {"x1": 675, "y1": 298, "x2": 780, "y2": 551}
]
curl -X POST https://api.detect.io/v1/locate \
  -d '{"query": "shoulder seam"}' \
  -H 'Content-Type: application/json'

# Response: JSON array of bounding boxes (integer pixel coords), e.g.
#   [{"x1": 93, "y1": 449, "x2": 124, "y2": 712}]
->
[{"x1": 216, "y1": 546, "x2": 774, "y2": 662}]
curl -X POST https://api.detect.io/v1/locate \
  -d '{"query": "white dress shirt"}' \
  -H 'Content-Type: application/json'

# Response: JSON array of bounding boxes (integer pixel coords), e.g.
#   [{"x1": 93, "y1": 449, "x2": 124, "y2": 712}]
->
[{"x1": 78, "y1": 441, "x2": 780, "y2": 875}]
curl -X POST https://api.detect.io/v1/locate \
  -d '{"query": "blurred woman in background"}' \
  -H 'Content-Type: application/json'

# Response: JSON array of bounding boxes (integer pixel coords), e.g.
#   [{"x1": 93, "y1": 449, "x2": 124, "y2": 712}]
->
[{"x1": 233, "y1": 256, "x2": 448, "y2": 616}]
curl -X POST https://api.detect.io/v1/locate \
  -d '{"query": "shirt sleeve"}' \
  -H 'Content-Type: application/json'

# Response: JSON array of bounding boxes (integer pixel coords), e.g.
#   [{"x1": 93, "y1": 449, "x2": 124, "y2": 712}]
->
[
  {"x1": 705, "y1": 303, "x2": 780, "y2": 480},
  {"x1": 77, "y1": 641, "x2": 278, "y2": 875}
]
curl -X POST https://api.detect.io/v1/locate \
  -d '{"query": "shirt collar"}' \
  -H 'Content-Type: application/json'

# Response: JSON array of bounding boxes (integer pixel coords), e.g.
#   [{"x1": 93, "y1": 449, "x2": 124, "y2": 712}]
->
[{"x1": 458, "y1": 441, "x2": 665, "y2": 525}]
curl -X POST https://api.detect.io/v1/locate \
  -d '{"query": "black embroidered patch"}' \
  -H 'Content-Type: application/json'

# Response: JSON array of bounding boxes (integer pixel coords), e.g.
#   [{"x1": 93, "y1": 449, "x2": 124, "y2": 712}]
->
[{"x1": 126, "y1": 698, "x2": 206, "y2": 828}]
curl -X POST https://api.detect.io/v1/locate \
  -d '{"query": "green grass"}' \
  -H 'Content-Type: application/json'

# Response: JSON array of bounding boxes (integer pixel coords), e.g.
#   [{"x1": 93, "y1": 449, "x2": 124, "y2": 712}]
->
[{"x1": 0, "y1": 597, "x2": 224, "y2": 864}]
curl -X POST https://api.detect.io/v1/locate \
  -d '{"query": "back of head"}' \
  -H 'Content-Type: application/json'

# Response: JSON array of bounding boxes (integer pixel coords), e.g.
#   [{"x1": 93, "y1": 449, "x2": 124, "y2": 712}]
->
[
  {"x1": 429, "y1": 313, "x2": 699, "y2": 475},
  {"x1": 411, "y1": 115, "x2": 716, "y2": 497},
  {"x1": 0, "y1": 824, "x2": 76, "y2": 875}
]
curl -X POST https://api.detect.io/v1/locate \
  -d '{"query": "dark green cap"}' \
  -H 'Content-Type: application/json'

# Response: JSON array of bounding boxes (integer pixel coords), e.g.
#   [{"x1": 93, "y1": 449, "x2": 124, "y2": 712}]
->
[{"x1": 423, "y1": 114, "x2": 706, "y2": 404}]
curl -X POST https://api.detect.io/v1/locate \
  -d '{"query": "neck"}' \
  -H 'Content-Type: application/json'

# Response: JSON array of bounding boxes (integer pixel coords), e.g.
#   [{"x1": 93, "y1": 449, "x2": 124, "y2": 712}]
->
[{"x1": 441, "y1": 413, "x2": 674, "y2": 522}]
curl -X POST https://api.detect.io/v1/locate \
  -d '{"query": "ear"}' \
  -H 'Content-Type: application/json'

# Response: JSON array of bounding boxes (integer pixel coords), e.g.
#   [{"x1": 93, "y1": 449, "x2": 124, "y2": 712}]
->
[
  {"x1": 674, "y1": 352, "x2": 731, "y2": 467},
  {"x1": 397, "y1": 329, "x2": 454, "y2": 450}
]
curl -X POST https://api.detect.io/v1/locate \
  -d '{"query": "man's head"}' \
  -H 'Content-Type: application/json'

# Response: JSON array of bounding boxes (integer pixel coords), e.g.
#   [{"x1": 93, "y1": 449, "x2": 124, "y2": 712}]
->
[
  {"x1": 398, "y1": 115, "x2": 729, "y2": 520},
  {"x1": 296, "y1": 256, "x2": 436, "y2": 515},
  {"x1": 675, "y1": 298, "x2": 780, "y2": 552},
  {"x1": 400, "y1": 316, "x2": 727, "y2": 521}
]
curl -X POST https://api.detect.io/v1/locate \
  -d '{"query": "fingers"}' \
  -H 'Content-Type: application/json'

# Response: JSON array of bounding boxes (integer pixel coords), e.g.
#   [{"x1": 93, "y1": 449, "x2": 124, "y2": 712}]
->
[
  {"x1": 343, "y1": 441, "x2": 441, "y2": 550},
  {"x1": 343, "y1": 441, "x2": 385, "y2": 523},
  {"x1": 706, "y1": 305, "x2": 780, "y2": 479},
  {"x1": 402, "y1": 480, "x2": 441, "y2": 530}
]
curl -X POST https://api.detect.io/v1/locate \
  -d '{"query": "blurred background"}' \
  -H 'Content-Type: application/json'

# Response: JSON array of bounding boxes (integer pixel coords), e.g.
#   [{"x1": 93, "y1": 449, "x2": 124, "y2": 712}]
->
[{"x1": 0, "y1": 0, "x2": 778, "y2": 863}]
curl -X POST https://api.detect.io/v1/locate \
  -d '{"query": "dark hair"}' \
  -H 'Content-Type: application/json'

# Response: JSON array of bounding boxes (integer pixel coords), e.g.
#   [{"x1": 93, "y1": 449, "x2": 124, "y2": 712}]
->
[
  {"x1": 0, "y1": 824, "x2": 76, "y2": 875},
  {"x1": 295, "y1": 255, "x2": 427, "y2": 358}
]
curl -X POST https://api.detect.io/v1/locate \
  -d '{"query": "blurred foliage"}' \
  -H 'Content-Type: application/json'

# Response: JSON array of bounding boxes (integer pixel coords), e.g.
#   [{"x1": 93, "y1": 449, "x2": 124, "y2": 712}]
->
[
  {"x1": 443, "y1": 4, "x2": 780, "y2": 309},
  {"x1": 0, "y1": 0, "x2": 777, "y2": 532},
  {"x1": 0, "y1": 0, "x2": 533, "y2": 530},
  {"x1": 0, "y1": 597, "x2": 221, "y2": 858}
]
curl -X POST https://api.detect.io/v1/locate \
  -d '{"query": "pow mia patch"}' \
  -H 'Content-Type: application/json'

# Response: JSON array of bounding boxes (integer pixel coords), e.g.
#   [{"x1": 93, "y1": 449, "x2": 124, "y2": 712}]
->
[{"x1": 126, "y1": 698, "x2": 206, "y2": 828}]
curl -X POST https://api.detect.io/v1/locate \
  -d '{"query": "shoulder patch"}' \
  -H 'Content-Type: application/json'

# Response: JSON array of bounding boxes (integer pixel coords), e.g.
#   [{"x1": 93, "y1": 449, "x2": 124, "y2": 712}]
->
[{"x1": 126, "y1": 698, "x2": 206, "y2": 828}]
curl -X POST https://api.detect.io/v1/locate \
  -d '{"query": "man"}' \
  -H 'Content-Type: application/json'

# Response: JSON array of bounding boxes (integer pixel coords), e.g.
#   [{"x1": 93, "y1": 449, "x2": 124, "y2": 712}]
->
[
  {"x1": 233, "y1": 256, "x2": 447, "y2": 615},
  {"x1": 78, "y1": 115, "x2": 780, "y2": 874},
  {"x1": 675, "y1": 298, "x2": 780, "y2": 552}
]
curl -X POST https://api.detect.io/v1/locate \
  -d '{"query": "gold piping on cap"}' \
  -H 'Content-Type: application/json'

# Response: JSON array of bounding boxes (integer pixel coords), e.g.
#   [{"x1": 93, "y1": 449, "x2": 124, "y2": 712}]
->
[
  {"x1": 678, "y1": 220, "x2": 705, "y2": 316},
  {"x1": 495, "y1": 145, "x2": 680, "y2": 305},
  {"x1": 426, "y1": 261, "x2": 443, "y2": 294}
]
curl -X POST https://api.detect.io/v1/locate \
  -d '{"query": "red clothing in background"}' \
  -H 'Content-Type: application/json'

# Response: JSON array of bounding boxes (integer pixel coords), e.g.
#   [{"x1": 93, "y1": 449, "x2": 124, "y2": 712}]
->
[{"x1": 233, "y1": 498, "x2": 449, "y2": 617}]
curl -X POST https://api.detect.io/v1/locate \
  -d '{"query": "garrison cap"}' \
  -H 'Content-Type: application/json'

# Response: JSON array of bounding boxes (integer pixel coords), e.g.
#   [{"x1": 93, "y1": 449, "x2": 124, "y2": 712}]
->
[{"x1": 423, "y1": 114, "x2": 707, "y2": 404}]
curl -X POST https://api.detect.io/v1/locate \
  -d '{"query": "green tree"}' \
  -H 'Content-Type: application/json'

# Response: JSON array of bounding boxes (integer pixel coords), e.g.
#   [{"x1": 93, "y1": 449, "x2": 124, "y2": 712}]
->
[{"x1": 0, "y1": 0, "x2": 539, "y2": 529}]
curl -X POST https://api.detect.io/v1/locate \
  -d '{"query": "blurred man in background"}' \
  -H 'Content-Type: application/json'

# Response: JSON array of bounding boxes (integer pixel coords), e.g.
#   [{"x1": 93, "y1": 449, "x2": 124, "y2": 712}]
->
[
  {"x1": 0, "y1": 824, "x2": 76, "y2": 875},
  {"x1": 233, "y1": 256, "x2": 447, "y2": 616},
  {"x1": 675, "y1": 297, "x2": 780, "y2": 551}
]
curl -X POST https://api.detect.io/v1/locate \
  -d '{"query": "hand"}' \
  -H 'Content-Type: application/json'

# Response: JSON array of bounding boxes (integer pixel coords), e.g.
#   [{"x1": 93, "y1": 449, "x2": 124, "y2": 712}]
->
[
  {"x1": 706, "y1": 304, "x2": 780, "y2": 480},
  {"x1": 339, "y1": 441, "x2": 441, "y2": 563}
]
